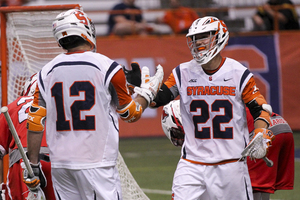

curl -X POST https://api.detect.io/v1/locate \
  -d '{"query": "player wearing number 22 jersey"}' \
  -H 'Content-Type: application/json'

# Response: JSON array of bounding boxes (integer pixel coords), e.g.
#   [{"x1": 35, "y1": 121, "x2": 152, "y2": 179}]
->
[
  {"x1": 169, "y1": 57, "x2": 264, "y2": 163},
  {"x1": 151, "y1": 16, "x2": 273, "y2": 200}
]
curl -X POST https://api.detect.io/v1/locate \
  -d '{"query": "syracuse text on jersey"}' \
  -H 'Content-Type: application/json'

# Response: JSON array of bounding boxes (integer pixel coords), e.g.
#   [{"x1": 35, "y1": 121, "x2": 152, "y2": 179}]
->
[{"x1": 187, "y1": 86, "x2": 236, "y2": 96}]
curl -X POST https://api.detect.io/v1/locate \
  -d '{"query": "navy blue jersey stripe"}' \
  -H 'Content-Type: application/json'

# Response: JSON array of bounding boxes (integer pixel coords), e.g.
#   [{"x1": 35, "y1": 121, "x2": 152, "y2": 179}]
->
[
  {"x1": 47, "y1": 61, "x2": 101, "y2": 76},
  {"x1": 175, "y1": 65, "x2": 181, "y2": 87},
  {"x1": 182, "y1": 146, "x2": 186, "y2": 159},
  {"x1": 104, "y1": 61, "x2": 119, "y2": 84},
  {"x1": 109, "y1": 112, "x2": 119, "y2": 132},
  {"x1": 245, "y1": 178, "x2": 250, "y2": 200},
  {"x1": 240, "y1": 69, "x2": 251, "y2": 91},
  {"x1": 38, "y1": 71, "x2": 45, "y2": 92}
]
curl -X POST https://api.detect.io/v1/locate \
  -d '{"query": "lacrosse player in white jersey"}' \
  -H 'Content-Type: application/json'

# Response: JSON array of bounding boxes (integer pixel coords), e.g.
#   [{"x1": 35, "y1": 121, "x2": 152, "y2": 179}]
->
[
  {"x1": 126, "y1": 16, "x2": 275, "y2": 200},
  {"x1": 23, "y1": 8, "x2": 163, "y2": 200}
]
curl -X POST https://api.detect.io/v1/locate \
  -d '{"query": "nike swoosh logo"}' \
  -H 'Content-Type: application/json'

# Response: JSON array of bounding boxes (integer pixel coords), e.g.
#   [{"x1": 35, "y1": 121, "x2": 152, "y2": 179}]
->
[{"x1": 224, "y1": 78, "x2": 232, "y2": 81}]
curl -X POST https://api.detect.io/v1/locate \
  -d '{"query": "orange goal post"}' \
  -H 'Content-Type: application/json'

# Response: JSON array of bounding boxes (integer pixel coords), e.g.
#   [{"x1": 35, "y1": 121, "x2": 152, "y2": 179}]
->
[{"x1": 0, "y1": 5, "x2": 149, "y2": 200}]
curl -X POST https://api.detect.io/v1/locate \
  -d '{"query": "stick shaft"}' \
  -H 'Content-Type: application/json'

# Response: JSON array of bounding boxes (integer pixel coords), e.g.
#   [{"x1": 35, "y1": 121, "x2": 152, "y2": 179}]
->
[
  {"x1": 263, "y1": 156, "x2": 273, "y2": 167},
  {"x1": 1, "y1": 106, "x2": 34, "y2": 176}
]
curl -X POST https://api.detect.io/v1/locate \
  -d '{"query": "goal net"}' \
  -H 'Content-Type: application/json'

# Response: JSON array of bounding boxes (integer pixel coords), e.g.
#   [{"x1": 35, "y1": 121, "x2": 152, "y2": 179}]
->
[{"x1": 0, "y1": 5, "x2": 149, "y2": 200}]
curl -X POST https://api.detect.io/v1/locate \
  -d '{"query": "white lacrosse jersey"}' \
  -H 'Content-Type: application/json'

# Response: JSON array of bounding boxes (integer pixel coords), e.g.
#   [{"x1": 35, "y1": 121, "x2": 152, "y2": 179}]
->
[
  {"x1": 37, "y1": 51, "x2": 121, "y2": 169},
  {"x1": 172, "y1": 58, "x2": 253, "y2": 163}
]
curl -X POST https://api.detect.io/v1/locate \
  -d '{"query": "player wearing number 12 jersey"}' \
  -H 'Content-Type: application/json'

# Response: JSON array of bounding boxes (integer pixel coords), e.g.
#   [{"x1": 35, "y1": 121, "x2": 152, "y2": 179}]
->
[
  {"x1": 150, "y1": 17, "x2": 274, "y2": 200},
  {"x1": 24, "y1": 8, "x2": 163, "y2": 200}
]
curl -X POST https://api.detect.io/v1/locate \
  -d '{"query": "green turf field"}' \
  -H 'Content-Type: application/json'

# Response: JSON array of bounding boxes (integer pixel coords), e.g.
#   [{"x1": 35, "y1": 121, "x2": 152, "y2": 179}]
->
[{"x1": 119, "y1": 132, "x2": 300, "y2": 200}]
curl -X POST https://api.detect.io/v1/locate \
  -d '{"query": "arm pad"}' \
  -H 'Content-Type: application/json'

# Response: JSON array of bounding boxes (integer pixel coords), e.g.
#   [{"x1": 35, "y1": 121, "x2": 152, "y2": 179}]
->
[
  {"x1": 246, "y1": 99, "x2": 272, "y2": 125},
  {"x1": 151, "y1": 83, "x2": 174, "y2": 108},
  {"x1": 27, "y1": 105, "x2": 46, "y2": 132},
  {"x1": 117, "y1": 100, "x2": 143, "y2": 123}
]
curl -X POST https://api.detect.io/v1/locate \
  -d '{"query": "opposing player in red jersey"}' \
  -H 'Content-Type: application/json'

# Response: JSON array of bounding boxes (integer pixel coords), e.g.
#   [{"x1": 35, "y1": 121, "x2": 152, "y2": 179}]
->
[
  {"x1": 246, "y1": 108, "x2": 294, "y2": 200},
  {"x1": 0, "y1": 74, "x2": 55, "y2": 200}
]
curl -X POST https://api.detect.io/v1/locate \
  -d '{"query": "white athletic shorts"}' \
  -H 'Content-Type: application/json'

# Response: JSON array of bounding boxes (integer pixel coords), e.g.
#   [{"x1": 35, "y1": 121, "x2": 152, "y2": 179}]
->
[
  {"x1": 172, "y1": 159, "x2": 253, "y2": 200},
  {"x1": 51, "y1": 166, "x2": 122, "y2": 200}
]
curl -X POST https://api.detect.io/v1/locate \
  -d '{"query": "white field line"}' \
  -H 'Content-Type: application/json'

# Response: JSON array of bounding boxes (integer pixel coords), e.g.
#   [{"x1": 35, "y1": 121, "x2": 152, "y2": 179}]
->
[
  {"x1": 141, "y1": 188, "x2": 285, "y2": 200},
  {"x1": 142, "y1": 188, "x2": 172, "y2": 195}
]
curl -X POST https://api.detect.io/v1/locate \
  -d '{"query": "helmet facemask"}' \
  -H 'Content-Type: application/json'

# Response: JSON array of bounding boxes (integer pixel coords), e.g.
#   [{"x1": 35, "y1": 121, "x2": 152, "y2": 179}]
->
[{"x1": 187, "y1": 31, "x2": 218, "y2": 65}]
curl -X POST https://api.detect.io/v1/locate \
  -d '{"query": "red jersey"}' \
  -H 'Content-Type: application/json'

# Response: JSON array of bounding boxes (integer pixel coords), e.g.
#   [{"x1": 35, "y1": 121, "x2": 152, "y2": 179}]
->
[
  {"x1": 0, "y1": 96, "x2": 54, "y2": 200},
  {"x1": 0, "y1": 96, "x2": 47, "y2": 156},
  {"x1": 246, "y1": 108, "x2": 294, "y2": 193}
]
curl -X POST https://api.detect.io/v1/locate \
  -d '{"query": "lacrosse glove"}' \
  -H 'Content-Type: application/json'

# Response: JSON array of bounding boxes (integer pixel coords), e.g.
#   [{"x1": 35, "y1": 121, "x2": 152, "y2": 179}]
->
[
  {"x1": 123, "y1": 62, "x2": 141, "y2": 94},
  {"x1": 134, "y1": 64, "x2": 164, "y2": 106},
  {"x1": 22, "y1": 161, "x2": 47, "y2": 191},
  {"x1": 247, "y1": 128, "x2": 275, "y2": 159}
]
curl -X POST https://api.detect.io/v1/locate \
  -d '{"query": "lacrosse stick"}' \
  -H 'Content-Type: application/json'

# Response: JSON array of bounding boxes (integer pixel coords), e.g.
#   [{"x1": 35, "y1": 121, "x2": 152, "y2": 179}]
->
[
  {"x1": 241, "y1": 132, "x2": 273, "y2": 167},
  {"x1": 262, "y1": 157, "x2": 273, "y2": 167},
  {"x1": 1, "y1": 106, "x2": 46, "y2": 200}
]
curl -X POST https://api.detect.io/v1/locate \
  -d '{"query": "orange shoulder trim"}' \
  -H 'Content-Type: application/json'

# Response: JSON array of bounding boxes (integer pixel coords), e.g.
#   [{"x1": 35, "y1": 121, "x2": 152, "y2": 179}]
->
[
  {"x1": 164, "y1": 72, "x2": 176, "y2": 89},
  {"x1": 111, "y1": 69, "x2": 132, "y2": 106},
  {"x1": 242, "y1": 77, "x2": 267, "y2": 104}
]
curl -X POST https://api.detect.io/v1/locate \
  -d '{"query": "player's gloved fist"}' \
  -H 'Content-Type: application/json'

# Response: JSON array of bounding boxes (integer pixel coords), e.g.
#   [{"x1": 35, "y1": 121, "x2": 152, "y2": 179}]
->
[
  {"x1": 123, "y1": 62, "x2": 141, "y2": 95},
  {"x1": 22, "y1": 162, "x2": 47, "y2": 191},
  {"x1": 123, "y1": 62, "x2": 141, "y2": 87},
  {"x1": 257, "y1": 127, "x2": 275, "y2": 153},
  {"x1": 134, "y1": 64, "x2": 164, "y2": 105}
]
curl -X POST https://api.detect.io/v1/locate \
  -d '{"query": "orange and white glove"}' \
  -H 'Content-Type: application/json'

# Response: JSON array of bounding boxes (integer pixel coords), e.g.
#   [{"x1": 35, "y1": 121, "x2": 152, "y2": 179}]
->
[
  {"x1": 22, "y1": 161, "x2": 47, "y2": 191},
  {"x1": 258, "y1": 128, "x2": 275, "y2": 154},
  {"x1": 134, "y1": 65, "x2": 164, "y2": 105},
  {"x1": 253, "y1": 128, "x2": 275, "y2": 159},
  {"x1": 242, "y1": 128, "x2": 275, "y2": 159}
]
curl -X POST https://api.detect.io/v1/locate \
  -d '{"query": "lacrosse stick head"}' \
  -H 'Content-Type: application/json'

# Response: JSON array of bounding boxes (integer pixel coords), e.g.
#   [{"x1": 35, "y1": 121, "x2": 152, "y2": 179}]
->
[{"x1": 241, "y1": 132, "x2": 267, "y2": 159}]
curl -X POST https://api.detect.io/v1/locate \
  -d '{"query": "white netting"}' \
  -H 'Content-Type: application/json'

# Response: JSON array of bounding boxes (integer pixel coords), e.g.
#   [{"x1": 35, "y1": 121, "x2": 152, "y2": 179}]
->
[
  {"x1": 4, "y1": 7, "x2": 149, "y2": 200},
  {"x1": 241, "y1": 132, "x2": 267, "y2": 159},
  {"x1": 6, "y1": 10, "x2": 65, "y2": 104},
  {"x1": 117, "y1": 152, "x2": 150, "y2": 200}
]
